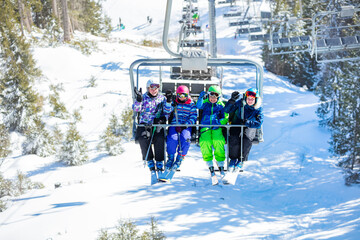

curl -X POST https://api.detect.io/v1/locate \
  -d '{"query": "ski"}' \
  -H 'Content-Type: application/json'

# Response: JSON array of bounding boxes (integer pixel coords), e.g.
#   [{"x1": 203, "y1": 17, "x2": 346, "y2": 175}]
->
[
  {"x1": 150, "y1": 170, "x2": 158, "y2": 185},
  {"x1": 222, "y1": 167, "x2": 243, "y2": 185},
  {"x1": 211, "y1": 174, "x2": 219, "y2": 185},
  {"x1": 158, "y1": 168, "x2": 177, "y2": 182}
]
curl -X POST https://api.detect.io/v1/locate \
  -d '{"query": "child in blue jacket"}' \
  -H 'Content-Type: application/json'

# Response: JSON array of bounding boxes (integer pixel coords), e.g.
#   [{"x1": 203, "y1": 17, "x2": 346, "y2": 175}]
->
[
  {"x1": 224, "y1": 87, "x2": 263, "y2": 171},
  {"x1": 163, "y1": 85, "x2": 197, "y2": 170}
]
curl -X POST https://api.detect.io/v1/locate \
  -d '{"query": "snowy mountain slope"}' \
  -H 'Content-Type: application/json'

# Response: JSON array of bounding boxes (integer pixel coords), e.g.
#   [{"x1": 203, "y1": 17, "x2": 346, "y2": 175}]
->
[{"x1": 1, "y1": 1, "x2": 360, "y2": 240}]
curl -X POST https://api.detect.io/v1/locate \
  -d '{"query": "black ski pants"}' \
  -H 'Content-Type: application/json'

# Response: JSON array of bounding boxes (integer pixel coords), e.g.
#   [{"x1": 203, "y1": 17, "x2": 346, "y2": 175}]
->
[
  {"x1": 228, "y1": 127, "x2": 252, "y2": 162},
  {"x1": 136, "y1": 126, "x2": 165, "y2": 162}
]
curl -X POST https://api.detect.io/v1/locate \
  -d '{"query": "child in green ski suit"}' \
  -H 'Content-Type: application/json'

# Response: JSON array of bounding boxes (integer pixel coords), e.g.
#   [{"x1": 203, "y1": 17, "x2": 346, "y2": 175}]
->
[{"x1": 196, "y1": 85, "x2": 228, "y2": 177}]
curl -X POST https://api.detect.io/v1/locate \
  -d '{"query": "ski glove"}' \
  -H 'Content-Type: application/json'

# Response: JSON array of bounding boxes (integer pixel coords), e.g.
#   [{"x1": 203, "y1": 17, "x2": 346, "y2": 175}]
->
[
  {"x1": 228, "y1": 91, "x2": 240, "y2": 104},
  {"x1": 239, "y1": 118, "x2": 246, "y2": 125},
  {"x1": 199, "y1": 91, "x2": 208, "y2": 100},
  {"x1": 165, "y1": 90, "x2": 173, "y2": 103},
  {"x1": 154, "y1": 117, "x2": 165, "y2": 133},
  {"x1": 141, "y1": 128, "x2": 151, "y2": 139},
  {"x1": 134, "y1": 87, "x2": 143, "y2": 102}
]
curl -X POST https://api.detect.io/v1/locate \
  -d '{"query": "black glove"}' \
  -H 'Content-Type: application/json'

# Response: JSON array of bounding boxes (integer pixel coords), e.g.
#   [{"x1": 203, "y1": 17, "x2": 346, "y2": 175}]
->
[
  {"x1": 165, "y1": 90, "x2": 173, "y2": 103},
  {"x1": 134, "y1": 87, "x2": 143, "y2": 102},
  {"x1": 154, "y1": 117, "x2": 165, "y2": 133},
  {"x1": 231, "y1": 91, "x2": 240, "y2": 101},
  {"x1": 228, "y1": 91, "x2": 240, "y2": 104},
  {"x1": 141, "y1": 127, "x2": 151, "y2": 139},
  {"x1": 153, "y1": 118, "x2": 164, "y2": 124}
]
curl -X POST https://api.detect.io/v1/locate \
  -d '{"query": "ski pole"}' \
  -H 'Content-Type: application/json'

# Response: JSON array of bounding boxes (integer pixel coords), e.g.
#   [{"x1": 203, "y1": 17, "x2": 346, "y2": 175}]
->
[
  {"x1": 239, "y1": 96, "x2": 246, "y2": 168},
  {"x1": 174, "y1": 106, "x2": 183, "y2": 162},
  {"x1": 144, "y1": 126, "x2": 156, "y2": 167},
  {"x1": 144, "y1": 103, "x2": 163, "y2": 167}
]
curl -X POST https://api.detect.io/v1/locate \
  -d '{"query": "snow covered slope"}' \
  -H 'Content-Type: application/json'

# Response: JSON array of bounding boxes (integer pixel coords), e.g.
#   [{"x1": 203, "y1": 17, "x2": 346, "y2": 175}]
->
[{"x1": 0, "y1": 1, "x2": 359, "y2": 240}]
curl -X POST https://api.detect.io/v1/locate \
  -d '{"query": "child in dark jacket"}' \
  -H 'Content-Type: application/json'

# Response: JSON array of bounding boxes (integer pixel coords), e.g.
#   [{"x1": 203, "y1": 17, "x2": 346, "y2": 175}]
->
[
  {"x1": 224, "y1": 87, "x2": 263, "y2": 171},
  {"x1": 163, "y1": 85, "x2": 197, "y2": 170},
  {"x1": 196, "y1": 85, "x2": 228, "y2": 178}
]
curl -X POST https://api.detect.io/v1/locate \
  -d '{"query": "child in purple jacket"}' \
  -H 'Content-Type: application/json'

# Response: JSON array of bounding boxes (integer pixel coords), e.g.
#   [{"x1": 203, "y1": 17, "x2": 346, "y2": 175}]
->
[{"x1": 133, "y1": 79, "x2": 168, "y2": 173}]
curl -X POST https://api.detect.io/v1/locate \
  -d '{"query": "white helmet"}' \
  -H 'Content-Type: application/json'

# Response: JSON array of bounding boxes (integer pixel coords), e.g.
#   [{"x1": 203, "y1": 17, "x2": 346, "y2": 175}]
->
[{"x1": 146, "y1": 79, "x2": 160, "y2": 88}]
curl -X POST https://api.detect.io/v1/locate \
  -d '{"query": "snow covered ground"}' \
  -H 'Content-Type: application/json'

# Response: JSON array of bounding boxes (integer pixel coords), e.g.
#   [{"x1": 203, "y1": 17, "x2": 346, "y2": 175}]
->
[{"x1": 0, "y1": 1, "x2": 360, "y2": 239}]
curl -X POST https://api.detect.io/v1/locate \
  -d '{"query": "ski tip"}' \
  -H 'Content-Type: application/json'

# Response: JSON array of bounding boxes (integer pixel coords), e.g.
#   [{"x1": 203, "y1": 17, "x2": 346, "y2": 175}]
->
[{"x1": 159, "y1": 179, "x2": 170, "y2": 183}]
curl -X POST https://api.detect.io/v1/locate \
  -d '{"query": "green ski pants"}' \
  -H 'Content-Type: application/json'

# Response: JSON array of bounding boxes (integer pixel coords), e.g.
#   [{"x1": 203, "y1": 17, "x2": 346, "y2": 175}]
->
[{"x1": 199, "y1": 128, "x2": 226, "y2": 163}]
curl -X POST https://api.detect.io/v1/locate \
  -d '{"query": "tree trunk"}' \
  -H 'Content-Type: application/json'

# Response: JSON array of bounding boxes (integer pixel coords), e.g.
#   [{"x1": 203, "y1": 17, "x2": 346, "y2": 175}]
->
[
  {"x1": 25, "y1": 7, "x2": 33, "y2": 31},
  {"x1": 52, "y1": 0, "x2": 58, "y2": 20},
  {"x1": 18, "y1": 0, "x2": 32, "y2": 33},
  {"x1": 17, "y1": 0, "x2": 25, "y2": 35},
  {"x1": 61, "y1": 0, "x2": 71, "y2": 42}
]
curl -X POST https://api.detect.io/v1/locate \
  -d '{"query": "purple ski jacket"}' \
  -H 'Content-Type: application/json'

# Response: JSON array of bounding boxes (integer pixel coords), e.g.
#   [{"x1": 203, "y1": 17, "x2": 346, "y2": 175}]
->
[{"x1": 132, "y1": 92, "x2": 168, "y2": 124}]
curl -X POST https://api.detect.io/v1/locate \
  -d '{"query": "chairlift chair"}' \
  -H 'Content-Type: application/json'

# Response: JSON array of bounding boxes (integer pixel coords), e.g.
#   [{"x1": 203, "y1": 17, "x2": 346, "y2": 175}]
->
[
  {"x1": 311, "y1": 6, "x2": 360, "y2": 62},
  {"x1": 130, "y1": 0, "x2": 265, "y2": 169},
  {"x1": 129, "y1": 57, "x2": 264, "y2": 166}
]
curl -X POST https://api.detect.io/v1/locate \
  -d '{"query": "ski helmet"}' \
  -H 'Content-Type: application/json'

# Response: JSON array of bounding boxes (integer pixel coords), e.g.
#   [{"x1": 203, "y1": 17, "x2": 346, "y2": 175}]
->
[
  {"x1": 176, "y1": 85, "x2": 189, "y2": 94},
  {"x1": 208, "y1": 85, "x2": 221, "y2": 97},
  {"x1": 245, "y1": 88, "x2": 259, "y2": 98},
  {"x1": 146, "y1": 79, "x2": 160, "y2": 89}
]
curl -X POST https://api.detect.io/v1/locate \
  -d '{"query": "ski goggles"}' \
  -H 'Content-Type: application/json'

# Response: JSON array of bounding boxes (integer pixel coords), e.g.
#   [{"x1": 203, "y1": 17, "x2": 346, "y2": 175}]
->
[
  {"x1": 177, "y1": 93, "x2": 188, "y2": 98},
  {"x1": 209, "y1": 91, "x2": 219, "y2": 97},
  {"x1": 149, "y1": 84, "x2": 160, "y2": 89},
  {"x1": 246, "y1": 91, "x2": 257, "y2": 98}
]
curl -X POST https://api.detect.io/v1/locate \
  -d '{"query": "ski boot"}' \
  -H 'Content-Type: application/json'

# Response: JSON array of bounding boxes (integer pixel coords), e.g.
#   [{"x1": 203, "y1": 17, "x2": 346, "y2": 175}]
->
[
  {"x1": 165, "y1": 154, "x2": 175, "y2": 170},
  {"x1": 172, "y1": 154, "x2": 185, "y2": 170},
  {"x1": 219, "y1": 166, "x2": 225, "y2": 179},
  {"x1": 209, "y1": 166, "x2": 215, "y2": 177},
  {"x1": 228, "y1": 159, "x2": 237, "y2": 172},
  {"x1": 156, "y1": 161, "x2": 164, "y2": 172},
  {"x1": 209, "y1": 166, "x2": 219, "y2": 185},
  {"x1": 159, "y1": 155, "x2": 175, "y2": 182},
  {"x1": 148, "y1": 160, "x2": 157, "y2": 185},
  {"x1": 234, "y1": 161, "x2": 244, "y2": 172},
  {"x1": 216, "y1": 160, "x2": 225, "y2": 179},
  {"x1": 147, "y1": 159, "x2": 155, "y2": 171}
]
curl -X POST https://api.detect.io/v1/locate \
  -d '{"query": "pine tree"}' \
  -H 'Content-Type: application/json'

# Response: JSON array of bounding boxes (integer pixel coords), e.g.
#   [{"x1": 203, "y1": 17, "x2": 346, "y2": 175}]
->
[
  {"x1": 0, "y1": 123, "x2": 11, "y2": 159},
  {"x1": 59, "y1": 122, "x2": 88, "y2": 166},
  {"x1": 0, "y1": 0, "x2": 42, "y2": 132},
  {"x1": 52, "y1": 124, "x2": 64, "y2": 148},
  {"x1": 98, "y1": 114, "x2": 123, "y2": 156},
  {"x1": 22, "y1": 116, "x2": 55, "y2": 157},
  {"x1": 81, "y1": 0, "x2": 102, "y2": 34},
  {"x1": 119, "y1": 107, "x2": 133, "y2": 140},
  {"x1": 49, "y1": 84, "x2": 68, "y2": 119},
  {"x1": 33, "y1": 0, "x2": 62, "y2": 44},
  {"x1": 330, "y1": 61, "x2": 360, "y2": 183},
  {"x1": 141, "y1": 217, "x2": 166, "y2": 240}
]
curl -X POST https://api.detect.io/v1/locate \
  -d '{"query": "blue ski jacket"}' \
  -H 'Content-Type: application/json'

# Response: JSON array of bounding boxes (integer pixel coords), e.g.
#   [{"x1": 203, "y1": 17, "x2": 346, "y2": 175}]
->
[
  {"x1": 164, "y1": 97, "x2": 197, "y2": 125},
  {"x1": 196, "y1": 97, "x2": 228, "y2": 130},
  {"x1": 224, "y1": 97, "x2": 263, "y2": 129}
]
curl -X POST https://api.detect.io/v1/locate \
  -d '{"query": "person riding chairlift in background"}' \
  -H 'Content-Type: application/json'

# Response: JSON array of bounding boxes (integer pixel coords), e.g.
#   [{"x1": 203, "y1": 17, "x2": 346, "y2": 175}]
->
[
  {"x1": 164, "y1": 85, "x2": 197, "y2": 171},
  {"x1": 133, "y1": 79, "x2": 168, "y2": 173},
  {"x1": 224, "y1": 87, "x2": 263, "y2": 172},
  {"x1": 196, "y1": 85, "x2": 229, "y2": 179}
]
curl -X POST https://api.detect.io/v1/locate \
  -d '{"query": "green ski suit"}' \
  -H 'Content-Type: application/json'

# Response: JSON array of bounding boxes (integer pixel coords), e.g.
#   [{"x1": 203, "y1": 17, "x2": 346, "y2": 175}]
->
[{"x1": 196, "y1": 97, "x2": 228, "y2": 164}]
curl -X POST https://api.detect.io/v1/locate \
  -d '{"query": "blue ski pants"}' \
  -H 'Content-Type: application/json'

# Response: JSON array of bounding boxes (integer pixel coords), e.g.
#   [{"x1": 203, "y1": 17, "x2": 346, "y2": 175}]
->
[{"x1": 166, "y1": 127, "x2": 192, "y2": 156}]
